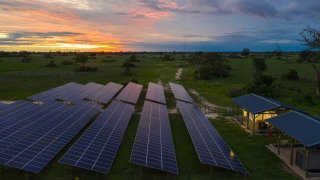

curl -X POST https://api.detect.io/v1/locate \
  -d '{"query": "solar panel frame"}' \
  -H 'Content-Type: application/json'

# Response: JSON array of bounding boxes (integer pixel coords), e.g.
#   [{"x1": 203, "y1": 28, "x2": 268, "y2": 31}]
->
[
  {"x1": 177, "y1": 101, "x2": 248, "y2": 174},
  {"x1": 130, "y1": 101, "x2": 178, "y2": 174},
  {"x1": 59, "y1": 101, "x2": 135, "y2": 174},
  {"x1": 116, "y1": 82, "x2": 143, "y2": 104},
  {"x1": 0, "y1": 102, "x2": 100, "y2": 173},
  {"x1": 145, "y1": 82, "x2": 166, "y2": 104},
  {"x1": 169, "y1": 83, "x2": 193, "y2": 103}
]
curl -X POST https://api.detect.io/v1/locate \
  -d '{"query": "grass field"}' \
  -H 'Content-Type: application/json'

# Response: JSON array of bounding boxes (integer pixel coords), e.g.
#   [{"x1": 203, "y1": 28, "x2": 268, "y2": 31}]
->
[{"x1": 0, "y1": 53, "x2": 313, "y2": 179}]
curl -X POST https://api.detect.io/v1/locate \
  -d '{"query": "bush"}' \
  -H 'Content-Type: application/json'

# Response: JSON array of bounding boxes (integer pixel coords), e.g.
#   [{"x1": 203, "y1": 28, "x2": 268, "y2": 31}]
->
[
  {"x1": 102, "y1": 59, "x2": 116, "y2": 63},
  {"x1": 43, "y1": 53, "x2": 53, "y2": 59},
  {"x1": 61, "y1": 60, "x2": 74, "y2": 65},
  {"x1": 303, "y1": 92, "x2": 315, "y2": 105},
  {"x1": 128, "y1": 55, "x2": 140, "y2": 62},
  {"x1": 228, "y1": 88, "x2": 245, "y2": 98},
  {"x1": 45, "y1": 60, "x2": 57, "y2": 68},
  {"x1": 122, "y1": 61, "x2": 136, "y2": 68},
  {"x1": 75, "y1": 66, "x2": 98, "y2": 72},
  {"x1": 21, "y1": 56, "x2": 32, "y2": 63},
  {"x1": 162, "y1": 54, "x2": 175, "y2": 61},
  {"x1": 281, "y1": 69, "x2": 299, "y2": 80}
]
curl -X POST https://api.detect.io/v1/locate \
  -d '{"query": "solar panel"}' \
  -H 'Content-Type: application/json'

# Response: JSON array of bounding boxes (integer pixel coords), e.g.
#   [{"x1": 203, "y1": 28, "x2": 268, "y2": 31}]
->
[
  {"x1": 130, "y1": 101, "x2": 178, "y2": 174},
  {"x1": 0, "y1": 102, "x2": 100, "y2": 173},
  {"x1": 56, "y1": 82, "x2": 103, "y2": 103},
  {"x1": 116, "y1": 82, "x2": 143, "y2": 104},
  {"x1": 169, "y1": 83, "x2": 193, "y2": 103},
  {"x1": 28, "y1": 82, "x2": 82, "y2": 102},
  {"x1": 60, "y1": 101, "x2": 135, "y2": 174},
  {"x1": 0, "y1": 102, "x2": 67, "y2": 139},
  {"x1": 0, "y1": 101, "x2": 37, "y2": 118},
  {"x1": 177, "y1": 101, "x2": 248, "y2": 174},
  {"x1": 0, "y1": 103, "x2": 7, "y2": 110},
  {"x1": 145, "y1": 82, "x2": 166, "y2": 104},
  {"x1": 86, "y1": 82, "x2": 123, "y2": 104}
]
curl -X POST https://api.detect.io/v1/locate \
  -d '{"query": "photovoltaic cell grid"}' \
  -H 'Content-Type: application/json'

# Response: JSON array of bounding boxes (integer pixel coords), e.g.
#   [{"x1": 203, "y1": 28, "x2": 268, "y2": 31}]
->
[
  {"x1": 0, "y1": 101, "x2": 36, "y2": 118},
  {"x1": 0, "y1": 103, "x2": 7, "y2": 110},
  {"x1": 130, "y1": 101, "x2": 178, "y2": 174},
  {"x1": 60, "y1": 101, "x2": 135, "y2": 174},
  {"x1": 169, "y1": 83, "x2": 193, "y2": 103},
  {"x1": 28, "y1": 82, "x2": 82, "y2": 102},
  {"x1": 56, "y1": 82, "x2": 103, "y2": 103},
  {"x1": 145, "y1": 82, "x2": 166, "y2": 104},
  {"x1": 116, "y1": 82, "x2": 143, "y2": 104},
  {"x1": 86, "y1": 82, "x2": 123, "y2": 104},
  {"x1": 0, "y1": 102, "x2": 100, "y2": 173},
  {"x1": 177, "y1": 101, "x2": 248, "y2": 174}
]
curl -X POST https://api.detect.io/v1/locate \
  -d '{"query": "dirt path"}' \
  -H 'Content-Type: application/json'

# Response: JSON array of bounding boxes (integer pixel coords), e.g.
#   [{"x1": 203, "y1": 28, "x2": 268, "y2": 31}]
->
[
  {"x1": 189, "y1": 89, "x2": 232, "y2": 119},
  {"x1": 175, "y1": 68, "x2": 183, "y2": 80}
]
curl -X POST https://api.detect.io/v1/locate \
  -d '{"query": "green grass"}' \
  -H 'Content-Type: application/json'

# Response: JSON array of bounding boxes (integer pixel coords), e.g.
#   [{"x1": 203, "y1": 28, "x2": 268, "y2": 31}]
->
[{"x1": 0, "y1": 53, "x2": 308, "y2": 179}]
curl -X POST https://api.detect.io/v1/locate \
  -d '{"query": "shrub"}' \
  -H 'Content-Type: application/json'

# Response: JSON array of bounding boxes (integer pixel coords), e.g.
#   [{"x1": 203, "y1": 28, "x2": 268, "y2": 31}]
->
[
  {"x1": 122, "y1": 61, "x2": 136, "y2": 68},
  {"x1": 281, "y1": 69, "x2": 299, "y2": 80},
  {"x1": 75, "y1": 66, "x2": 98, "y2": 72},
  {"x1": 162, "y1": 54, "x2": 175, "y2": 61},
  {"x1": 21, "y1": 56, "x2": 32, "y2": 63},
  {"x1": 61, "y1": 60, "x2": 74, "y2": 65},
  {"x1": 45, "y1": 60, "x2": 57, "y2": 68},
  {"x1": 228, "y1": 88, "x2": 245, "y2": 98}
]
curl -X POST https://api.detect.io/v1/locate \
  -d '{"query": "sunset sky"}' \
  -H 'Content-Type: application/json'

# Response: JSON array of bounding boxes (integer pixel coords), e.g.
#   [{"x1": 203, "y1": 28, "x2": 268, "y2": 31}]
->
[{"x1": 0, "y1": 0, "x2": 319, "y2": 52}]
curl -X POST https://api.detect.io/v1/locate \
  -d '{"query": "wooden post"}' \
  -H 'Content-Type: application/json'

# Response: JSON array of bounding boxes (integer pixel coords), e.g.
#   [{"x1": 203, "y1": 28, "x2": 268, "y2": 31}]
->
[
  {"x1": 290, "y1": 138, "x2": 294, "y2": 165},
  {"x1": 253, "y1": 115, "x2": 256, "y2": 135},
  {"x1": 277, "y1": 133, "x2": 281, "y2": 155},
  {"x1": 306, "y1": 149, "x2": 310, "y2": 178}
]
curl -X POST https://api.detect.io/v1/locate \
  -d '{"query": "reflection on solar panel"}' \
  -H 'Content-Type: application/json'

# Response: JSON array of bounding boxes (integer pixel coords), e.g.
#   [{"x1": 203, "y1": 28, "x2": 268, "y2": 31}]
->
[
  {"x1": 60, "y1": 101, "x2": 135, "y2": 174},
  {"x1": 130, "y1": 101, "x2": 178, "y2": 174},
  {"x1": 0, "y1": 102, "x2": 100, "y2": 173},
  {"x1": 86, "y1": 82, "x2": 123, "y2": 104},
  {"x1": 116, "y1": 82, "x2": 143, "y2": 104},
  {"x1": 56, "y1": 82, "x2": 103, "y2": 103},
  {"x1": 28, "y1": 82, "x2": 82, "y2": 102},
  {"x1": 169, "y1": 83, "x2": 193, "y2": 103},
  {"x1": 145, "y1": 83, "x2": 166, "y2": 104},
  {"x1": 177, "y1": 101, "x2": 248, "y2": 174}
]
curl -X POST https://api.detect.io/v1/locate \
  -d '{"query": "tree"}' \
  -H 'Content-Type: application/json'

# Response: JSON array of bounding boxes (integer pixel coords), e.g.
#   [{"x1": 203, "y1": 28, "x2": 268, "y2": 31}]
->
[
  {"x1": 241, "y1": 48, "x2": 250, "y2": 56},
  {"x1": 299, "y1": 26, "x2": 320, "y2": 96},
  {"x1": 74, "y1": 53, "x2": 88, "y2": 69},
  {"x1": 192, "y1": 52, "x2": 231, "y2": 79},
  {"x1": 245, "y1": 57, "x2": 278, "y2": 97},
  {"x1": 252, "y1": 58, "x2": 267, "y2": 75}
]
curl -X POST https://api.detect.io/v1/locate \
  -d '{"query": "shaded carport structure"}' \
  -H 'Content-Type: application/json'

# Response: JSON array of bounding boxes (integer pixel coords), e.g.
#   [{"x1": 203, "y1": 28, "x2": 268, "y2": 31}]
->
[
  {"x1": 267, "y1": 111, "x2": 320, "y2": 177},
  {"x1": 232, "y1": 93, "x2": 300, "y2": 135}
]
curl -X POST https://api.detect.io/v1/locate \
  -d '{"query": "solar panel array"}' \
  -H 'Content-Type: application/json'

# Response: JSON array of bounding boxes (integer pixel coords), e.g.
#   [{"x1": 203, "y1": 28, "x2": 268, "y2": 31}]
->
[
  {"x1": 0, "y1": 102, "x2": 100, "y2": 173},
  {"x1": 60, "y1": 101, "x2": 135, "y2": 174},
  {"x1": 145, "y1": 83, "x2": 166, "y2": 104},
  {"x1": 116, "y1": 82, "x2": 143, "y2": 104},
  {"x1": 28, "y1": 82, "x2": 82, "y2": 102},
  {"x1": 86, "y1": 82, "x2": 123, "y2": 104},
  {"x1": 56, "y1": 82, "x2": 103, "y2": 103},
  {"x1": 130, "y1": 101, "x2": 178, "y2": 174},
  {"x1": 177, "y1": 101, "x2": 248, "y2": 174},
  {"x1": 169, "y1": 83, "x2": 193, "y2": 103}
]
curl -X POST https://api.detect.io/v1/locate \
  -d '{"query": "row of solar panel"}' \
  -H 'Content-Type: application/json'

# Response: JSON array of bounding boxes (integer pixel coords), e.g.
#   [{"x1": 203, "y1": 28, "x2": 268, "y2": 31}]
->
[
  {"x1": 0, "y1": 82, "x2": 143, "y2": 174},
  {"x1": 170, "y1": 82, "x2": 248, "y2": 174}
]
